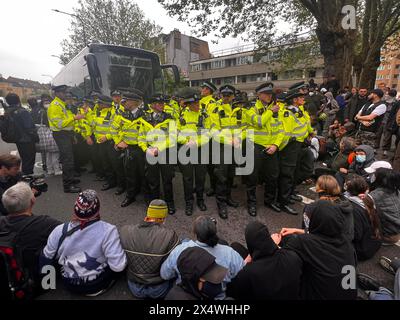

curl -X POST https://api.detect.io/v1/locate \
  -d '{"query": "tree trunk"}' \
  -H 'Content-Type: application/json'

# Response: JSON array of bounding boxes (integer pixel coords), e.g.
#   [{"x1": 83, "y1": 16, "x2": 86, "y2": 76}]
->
[{"x1": 358, "y1": 48, "x2": 381, "y2": 89}]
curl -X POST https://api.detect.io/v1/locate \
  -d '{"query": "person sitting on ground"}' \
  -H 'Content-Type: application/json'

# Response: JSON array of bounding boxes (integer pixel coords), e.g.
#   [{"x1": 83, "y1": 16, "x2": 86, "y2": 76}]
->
[
  {"x1": 120, "y1": 199, "x2": 180, "y2": 299},
  {"x1": 343, "y1": 175, "x2": 381, "y2": 261},
  {"x1": 281, "y1": 200, "x2": 357, "y2": 300},
  {"x1": 226, "y1": 221, "x2": 302, "y2": 300},
  {"x1": 0, "y1": 182, "x2": 61, "y2": 297},
  {"x1": 368, "y1": 168, "x2": 400, "y2": 245},
  {"x1": 40, "y1": 190, "x2": 127, "y2": 296},
  {"x1": 165, "y1": 247, "x2": 229, "y2": 300},
  {"x1": 160, "y1": 216, "x2": 244, "y2": 299},
  {"x1": 0, "y1": 154, "x2": 23, "y2": 216},
  {"x1": 335, "y1": 144, "x2": 375, "y2": 188}
]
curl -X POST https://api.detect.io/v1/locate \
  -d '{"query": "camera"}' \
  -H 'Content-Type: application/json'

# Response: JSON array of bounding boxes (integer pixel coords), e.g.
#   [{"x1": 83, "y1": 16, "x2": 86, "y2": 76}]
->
[{"x1": 21, "y1": 174, "x2": 48, "y2": 196}]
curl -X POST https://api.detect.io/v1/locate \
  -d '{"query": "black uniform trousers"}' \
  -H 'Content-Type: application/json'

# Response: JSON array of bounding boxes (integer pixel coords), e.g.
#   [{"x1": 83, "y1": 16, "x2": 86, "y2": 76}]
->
[
  {"x1": 214, "y1": 142, "x2": 236, "y2": 205},
  {"x1": 246, "y1": 143, "x2": 279, "y2": 206},
  {"x1": 145, "y1": 148, "x2": 175, "y2": 204},
  {"x1": 16, "y1": 142, "x2": 36, "y2": 175},
  {"x1": 207, "y1": 141, "x2": 217, "y2": 191},
  {"x1": 91, "y1": 138, "x2": 105, "y2": 177},
  {"x1": 278, "y1": 140, "x2": 302, "y2": 205},
  {"x1": 52, "y1": 131, "x2": 75, "y2": 187},
  {"x1": 72, "y1": 133, "x2": 89, "y2": 170},
  {"x1": 124, "y1": 145, "x2": 145, "y2": 199},
  {"x1": 178, "y1": 145, "x2": 207, "y2": 202},
  {"x1": 99, "y1": 141, "x2": 125, "y2": 189}
]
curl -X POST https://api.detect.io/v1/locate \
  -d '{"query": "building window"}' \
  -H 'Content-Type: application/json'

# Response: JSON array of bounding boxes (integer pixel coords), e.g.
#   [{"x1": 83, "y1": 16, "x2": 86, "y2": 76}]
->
[
  {"x1": 396, "y1": 64, "x2": 400, "y2": 70},
  {"x1": 211, "y1": 60, "x2": 225, "y2": 69},
  {"x1": 237, "y1": 56, "x2": 253, "y2": 65},
  {"x1": 191, "y1": 64, "x2": 201, "y2": 72},
  {"x1": 308, "y1": 70, "x2": 317, "y2": 78},
  {"x1": 215, "y1": 79, "x2": 222, "y2": 85},
  {"x1": 394, "y1": 74, "x2": 399, "y2": 79},
  {"x1": 271, "y1": 72, "x2": 278, "y2": 81}
]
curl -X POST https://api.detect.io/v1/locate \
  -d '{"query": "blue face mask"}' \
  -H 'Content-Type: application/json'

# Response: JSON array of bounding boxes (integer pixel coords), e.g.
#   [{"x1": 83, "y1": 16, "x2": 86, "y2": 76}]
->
[{"x1": 356, "y1": 155, "x2": 367, "y2": 163}]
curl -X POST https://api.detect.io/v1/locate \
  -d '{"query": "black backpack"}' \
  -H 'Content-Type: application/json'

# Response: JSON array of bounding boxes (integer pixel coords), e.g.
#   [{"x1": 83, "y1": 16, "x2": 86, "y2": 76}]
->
[
  {"x1": 0, "y1": 108, "x2": 21, "y2": 143},
  {"x1": 0, "y1": 219, "x2": 36, "y2": 300}
]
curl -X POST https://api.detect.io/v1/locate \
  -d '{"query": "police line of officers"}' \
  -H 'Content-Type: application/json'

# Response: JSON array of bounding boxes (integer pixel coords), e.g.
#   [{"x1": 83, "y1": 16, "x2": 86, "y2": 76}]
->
[{"x1": 47, "y1": 81, "x2": 313, "y2": 219}]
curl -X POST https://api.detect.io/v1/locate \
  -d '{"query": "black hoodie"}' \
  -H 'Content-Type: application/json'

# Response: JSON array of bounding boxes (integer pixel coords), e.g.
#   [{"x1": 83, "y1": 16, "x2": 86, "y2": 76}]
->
[
  {"x1": 285, "y1": 200, "x2": 357, "y2": 300},
  {"x1": 226, "y1": 222, "x2": 302, "y2": 300}
]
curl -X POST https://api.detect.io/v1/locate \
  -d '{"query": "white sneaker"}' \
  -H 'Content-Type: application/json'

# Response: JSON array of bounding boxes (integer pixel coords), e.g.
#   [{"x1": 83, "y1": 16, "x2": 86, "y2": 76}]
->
[
  {"x1": 54, "y1": 171, "x2": 63, "y2": 176},
  {"x1": 46, "y1": 171, "x2": 55, "y2": 176}
]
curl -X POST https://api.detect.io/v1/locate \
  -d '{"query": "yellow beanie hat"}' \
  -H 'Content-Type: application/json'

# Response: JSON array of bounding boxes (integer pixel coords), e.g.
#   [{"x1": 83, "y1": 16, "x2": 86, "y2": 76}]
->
[{"x1": 147, "y1": 199, "x2": 168, "y2": 219}]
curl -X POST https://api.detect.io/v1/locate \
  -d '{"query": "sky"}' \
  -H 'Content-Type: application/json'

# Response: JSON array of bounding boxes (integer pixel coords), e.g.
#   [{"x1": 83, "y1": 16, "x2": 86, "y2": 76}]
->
[{"x1": 0, "y1": 0, "x2": 248, "y2": 83}]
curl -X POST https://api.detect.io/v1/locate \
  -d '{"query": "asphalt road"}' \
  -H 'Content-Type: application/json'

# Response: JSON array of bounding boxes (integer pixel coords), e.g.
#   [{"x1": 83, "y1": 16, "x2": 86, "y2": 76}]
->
[{"x1": 1, "y1": 139, "x2": 398, "y2": 300}]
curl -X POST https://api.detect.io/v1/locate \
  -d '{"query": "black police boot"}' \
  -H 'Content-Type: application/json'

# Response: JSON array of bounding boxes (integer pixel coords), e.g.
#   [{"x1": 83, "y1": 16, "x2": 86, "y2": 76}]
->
[
  {"x1": 94, "y1": 175, "x2": 106, "y2": 182},
  {"x1": 227, "y1": 197, "x2": 240, "y2": 208},
  {"x1": 280, "y1": 204, "x2": 299, "y2": 216},
  {"x1": 217, "y1": 202, "x2": 228, "y2": 220},
  {"x1": 248, "y1": 204, "x2": 257, "y2": 217},
  {"x1": 185, "y1": 201, "x2": 194, "y2": 216},
  {"x1": 264, "y1": 201, "x2": 282, "y2": 213},
  {"x1": 64, "y1": 185, "x2": 82, "y2": 193},
  {"x1": 206, "y1": 189, "x2": 215, "y2": 197},
  {"x1": 121, "y1": 197, "x2": 136, "y2": 208},
  {"x1": 115, "y1": 187, "x2": 125, "y2": 196},
  {"x1": 167, "y1": 202, "x2": 176, "y2": 215},
  {"x1": 197, "y1": 199, "x2": 207, "y2": 211},
  {"x1": 101, "y1": 183, "x2": 117, "y2": 191}
]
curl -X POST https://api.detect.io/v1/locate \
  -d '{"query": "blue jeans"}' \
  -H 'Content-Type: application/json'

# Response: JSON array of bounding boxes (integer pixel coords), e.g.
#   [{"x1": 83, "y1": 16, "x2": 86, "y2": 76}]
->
[{"x1": 128, "y1": 280, "x2": 173, "y2": 299}]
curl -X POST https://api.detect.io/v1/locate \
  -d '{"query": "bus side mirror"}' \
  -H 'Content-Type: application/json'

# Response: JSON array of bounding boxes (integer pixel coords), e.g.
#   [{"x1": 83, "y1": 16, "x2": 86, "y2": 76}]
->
[
  {"x1": 161, "y1": 64, "x2": 180, "y2": 84},
  {"x1": 85, "y1": 53, "x2": 102, "y2": 90}
]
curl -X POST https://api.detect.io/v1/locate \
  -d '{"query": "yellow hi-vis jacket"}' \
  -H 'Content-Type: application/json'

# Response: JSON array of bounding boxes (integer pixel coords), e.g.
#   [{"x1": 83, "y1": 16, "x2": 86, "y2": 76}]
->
[
  {"x1": 281, "y1": 105, "x2": 314, "y2": 143},
  {"x1": 138, "y1": 112, "x2": 177, "y2": 153},
  {"x1": 111, "y1": 101, "x2": 125, "y2": 116},
  {"x1": 200, "y1": 95, "x2": 216, "y2": 114},
  {"x1": 91, "y1": 107, "x2": 115, "y2": 143},
  {"x1": 177, "y1": 107, "x2": 210, "y2": 147},
  {"x1": 47, "y1": 97, "x2": 75, "y2": 132},
  {"x1": 164, "y1": 103, "x2": 180, "y2": 120},
  {"x1": 111, "y1": 111, "x2": 143, "y2": 146},
  {"x1": 74, "y1": 107, "x2": 93, "y2": 139},
  {"x1": 246, "y1": 100, "x2": 287, "y2": 150},
  {"x1": 209, "y1": 102, "x2": 243, "y2": 145}
]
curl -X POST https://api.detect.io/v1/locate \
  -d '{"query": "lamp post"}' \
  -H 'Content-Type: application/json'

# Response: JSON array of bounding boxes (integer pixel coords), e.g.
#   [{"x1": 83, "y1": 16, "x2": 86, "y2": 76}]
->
[{"x1": 52, "y1": 9, "x2": 88, "y2": 46}]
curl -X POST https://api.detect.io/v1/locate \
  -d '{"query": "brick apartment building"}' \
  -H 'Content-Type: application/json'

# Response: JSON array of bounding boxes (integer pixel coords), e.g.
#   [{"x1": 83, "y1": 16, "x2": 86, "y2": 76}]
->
[
  {"x1": 0, "y1": 75, "x2": 50, "y2": 101},
  {"x1": 375, "y1": 48, "x2": 400, "y2": 90}
]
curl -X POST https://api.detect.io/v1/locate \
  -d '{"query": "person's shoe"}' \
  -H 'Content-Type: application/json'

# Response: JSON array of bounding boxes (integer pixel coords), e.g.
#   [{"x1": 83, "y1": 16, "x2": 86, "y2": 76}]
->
[
  {"x1": 197, "y1": 199, "x2": 207, "y2": 211},
  {"x1": 94, "y1": 176, "x2": 106, "y2": 182},
  {"x1": 64, "y1": 185, "x2": 82, "y2": 193},
  {"x1": 248, "y1": 205, "x2": 257, "y2": 217},
  {"x1": 290, "y1": 194, "x2": 303, "y2": 202},
  {"x1": 357, "y1": 273, "x2": 381, "y2": 292},
  {"x1": 288, "y1": 199, "x2": 296, "y2": 205},
  {"x1": 265, "y1": 202, "x2": 281, "y2": 213},
  {"x1": 379, "y1": 256, "x2": 400, "y2": 275},
  {"x1": 54, "y1": 170, "x2": 63, "y2": 176},
  {"x1": 121, "y1": 197, "x2": 136, "y2": 208},
  {"x1": 101, "y1": 183, "x2": 116, "y2": 191},
  {"x1": 218, "y1": 203, "x2": 228, "y2": 220},
  {"x1": 167, "y1": 202, "x2": 176, "y2": 215},
  {"x1": 280, "y1": 204, "x2": 299, "y2": 216},
  {"x1": 185, "y1": 202, "x2": 194, "y2": 216},
  {"x1": 226, "y1": 198, "x2": 240, "y2": 208},
  {"x1": 114, "y1": 188, "x2": 125, "y2": 196},
  {"x1": 206, "y1": 189, "x2": 215, "y2": 197}
]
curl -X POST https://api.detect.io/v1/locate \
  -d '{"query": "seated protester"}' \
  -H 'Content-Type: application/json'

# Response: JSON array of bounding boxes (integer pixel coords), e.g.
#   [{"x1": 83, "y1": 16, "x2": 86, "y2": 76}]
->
[
  {"x1": 0, "y1": 155, "x2": 22, "y2": 216},
  {"x1": 281, "y1": 200, "x2": 358, "y2": 300},
  {"x1": 335, "y1": 144, "x2": 375, "y2": 189},
  {"x1": 165, "y1": 247, "x2": 228, "y2": 300},
  {"x1": 315, "y1": 137, "x2": 356, "y2": 178},
  {"x1": 368, "y1": 168, "x2": 400, "y2": 245},
  {"x1": 0, "y1": 182, "x2": 61, "y2": 297},
  {"x1": 226, "y1": 221, "x2": 302, "y2": 300},
  {"x1": 40, "y1": 190, "x2": 127, "y2": 296},
  {"x1": 306, "y1": 175, "x2": 354, "y2": 242},
  {"x1": 160, "y1": 216, "x2": 244, "y2": 299},
  {"x1": 120, "y1": 200, "x2": 180, "y2": 299},
  {"x1": 343, "y1": 175, "x2": 381, "y2": 261}
]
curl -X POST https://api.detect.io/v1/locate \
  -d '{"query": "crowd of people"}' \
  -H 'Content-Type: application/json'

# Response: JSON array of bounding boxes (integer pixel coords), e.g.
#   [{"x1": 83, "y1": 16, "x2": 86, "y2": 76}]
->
[{"x1": 1, "y1": 76, "x2": 400, "y2": 300}]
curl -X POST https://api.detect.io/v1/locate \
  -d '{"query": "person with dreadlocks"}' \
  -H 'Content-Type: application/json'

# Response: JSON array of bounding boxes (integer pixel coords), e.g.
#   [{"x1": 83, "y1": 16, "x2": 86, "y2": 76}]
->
[{"x1": 40, "y1": 190, "x2": 127, "y2": 296}]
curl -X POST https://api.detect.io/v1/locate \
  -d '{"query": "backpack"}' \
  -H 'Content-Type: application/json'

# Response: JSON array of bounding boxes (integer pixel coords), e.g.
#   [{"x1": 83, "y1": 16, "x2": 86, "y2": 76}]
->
[
  {"x1": 0, "y1": 108, "x2": 20, "y2": 143},
  {"x1": 310, "y1": 136, "x2": 327, "y2": 158},
  {"x1": 0, "y1": 219, "x2": 36, "y2": 300}
]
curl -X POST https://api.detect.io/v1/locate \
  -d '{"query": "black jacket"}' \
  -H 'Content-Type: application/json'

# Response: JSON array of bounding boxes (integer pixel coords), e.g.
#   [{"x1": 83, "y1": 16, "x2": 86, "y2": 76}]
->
[
  {"x1": 226, "y1": 222, "x2": 302, "y2": 300},
  {"x1": 6, "y1": 105, "x2": 38, "y2": 143}
]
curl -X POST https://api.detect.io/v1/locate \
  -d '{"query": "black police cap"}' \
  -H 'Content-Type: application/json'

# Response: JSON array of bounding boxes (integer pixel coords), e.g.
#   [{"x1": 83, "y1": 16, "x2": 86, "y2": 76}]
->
[
  {"x1": 83, "y1": 96, "x2": 95, "y2": 104},
  {"x1": 51, "y1": 85, "x2": 68, "y2": 92},
  {"x1": 255, "y1": 82, "x2": 274, "y2": 94},
  {"x1": 219, "y1": 85, "x2": 236, "y2": 95},
  {"x1": 289, "y1": 81, "x2": 307, "y2": 92},
  {"x1": 285, "y1": 91, "x2": 305, "y2": 102},
  {"x1": 111, "y1": 90, "x2": 122, "y2": 96},
  {"x1": 97, "y1": 95, "x2": 113, "y2": 105},
  {"x1": 122, "y1": 91, "x2": 143, "y2": 101},
  {"x1": 148, "y1": 94, "x2": 166, "y2": 104},
  {"x1": 182, "y1": 93, "x2": 201, "y2": 104},
  {"x1": 201, "y1": 81, "x2": 217, "y2": 93}
]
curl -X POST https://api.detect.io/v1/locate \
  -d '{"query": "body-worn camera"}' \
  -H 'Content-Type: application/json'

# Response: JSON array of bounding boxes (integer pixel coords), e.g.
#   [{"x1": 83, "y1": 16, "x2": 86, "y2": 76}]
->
[{"x1": 21, "y1": 174, "x2": 48, "y2": 196}]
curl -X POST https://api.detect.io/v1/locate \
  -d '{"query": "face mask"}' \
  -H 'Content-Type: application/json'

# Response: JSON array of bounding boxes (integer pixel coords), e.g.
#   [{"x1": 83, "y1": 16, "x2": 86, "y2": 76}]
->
[
  {"x1": 44, "y1": 103, "x2": 50, "y2": 109},
  {"x1": 356, "y1": 155, "x2": 367, "y2": 163},
  {"x1": 309, "y1": 92, "x2": 315, "y2": 96},
  {"x1": 200, "y1": 282, "x2": 223, "y2": 300}
]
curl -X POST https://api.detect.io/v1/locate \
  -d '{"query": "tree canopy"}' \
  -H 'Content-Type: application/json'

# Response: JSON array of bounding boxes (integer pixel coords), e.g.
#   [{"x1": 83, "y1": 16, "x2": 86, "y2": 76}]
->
[{"x1": 59, "y1": 0, "x2": 162, "y2": 65}]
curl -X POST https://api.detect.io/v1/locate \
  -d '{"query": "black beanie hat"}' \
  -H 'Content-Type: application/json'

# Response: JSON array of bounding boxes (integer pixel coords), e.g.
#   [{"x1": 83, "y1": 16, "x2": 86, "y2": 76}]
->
[{"x1": 5, "y1": 93, "x2": 21, "y2": 106}]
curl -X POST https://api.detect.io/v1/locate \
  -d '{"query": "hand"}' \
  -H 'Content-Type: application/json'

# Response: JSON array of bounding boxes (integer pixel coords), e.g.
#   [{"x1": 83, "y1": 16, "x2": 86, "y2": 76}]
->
[
  {"x1": 280, "y1": 228, "x2": 304, "y2": 237},
  {"x1": 74, "y1": 114, "x2": 85, "y2": 121},
  {"x1": 271, "y1": 233, "x2": 282, "y2": 245},
  {"x1": 147, "y1": 148, "x2": 158, "y2": 157},
  {"x1": 232, "y1": 138, "x2": 241, "y2": 149},
  {"x1": 340, "y1": 168, "x2": 348, "y2": 174},
  {"x1": 86, "y1": 137, "x2": 94, "y2": 146},
  {"x1": 272, "y1": 104, "x2": 280, "y2": 113},
  {"x1": 117, "y1": 141, "x2": 128, "y2": 149},
  {"x1": 244, "y1": 254, "x2": 253, "y2": 265},
  {"x1": 266, "y1": 145, "x2": 278, "y2": 155},
  {"x1": 31, "y1": 188, "x2": 39, "y2": 196},
  {"x1": 98, "y1": 136, "x2": 107, "y2": 143},
  {"x1": 186, "y1": 140, "x2": 197, "y2": 148}
]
